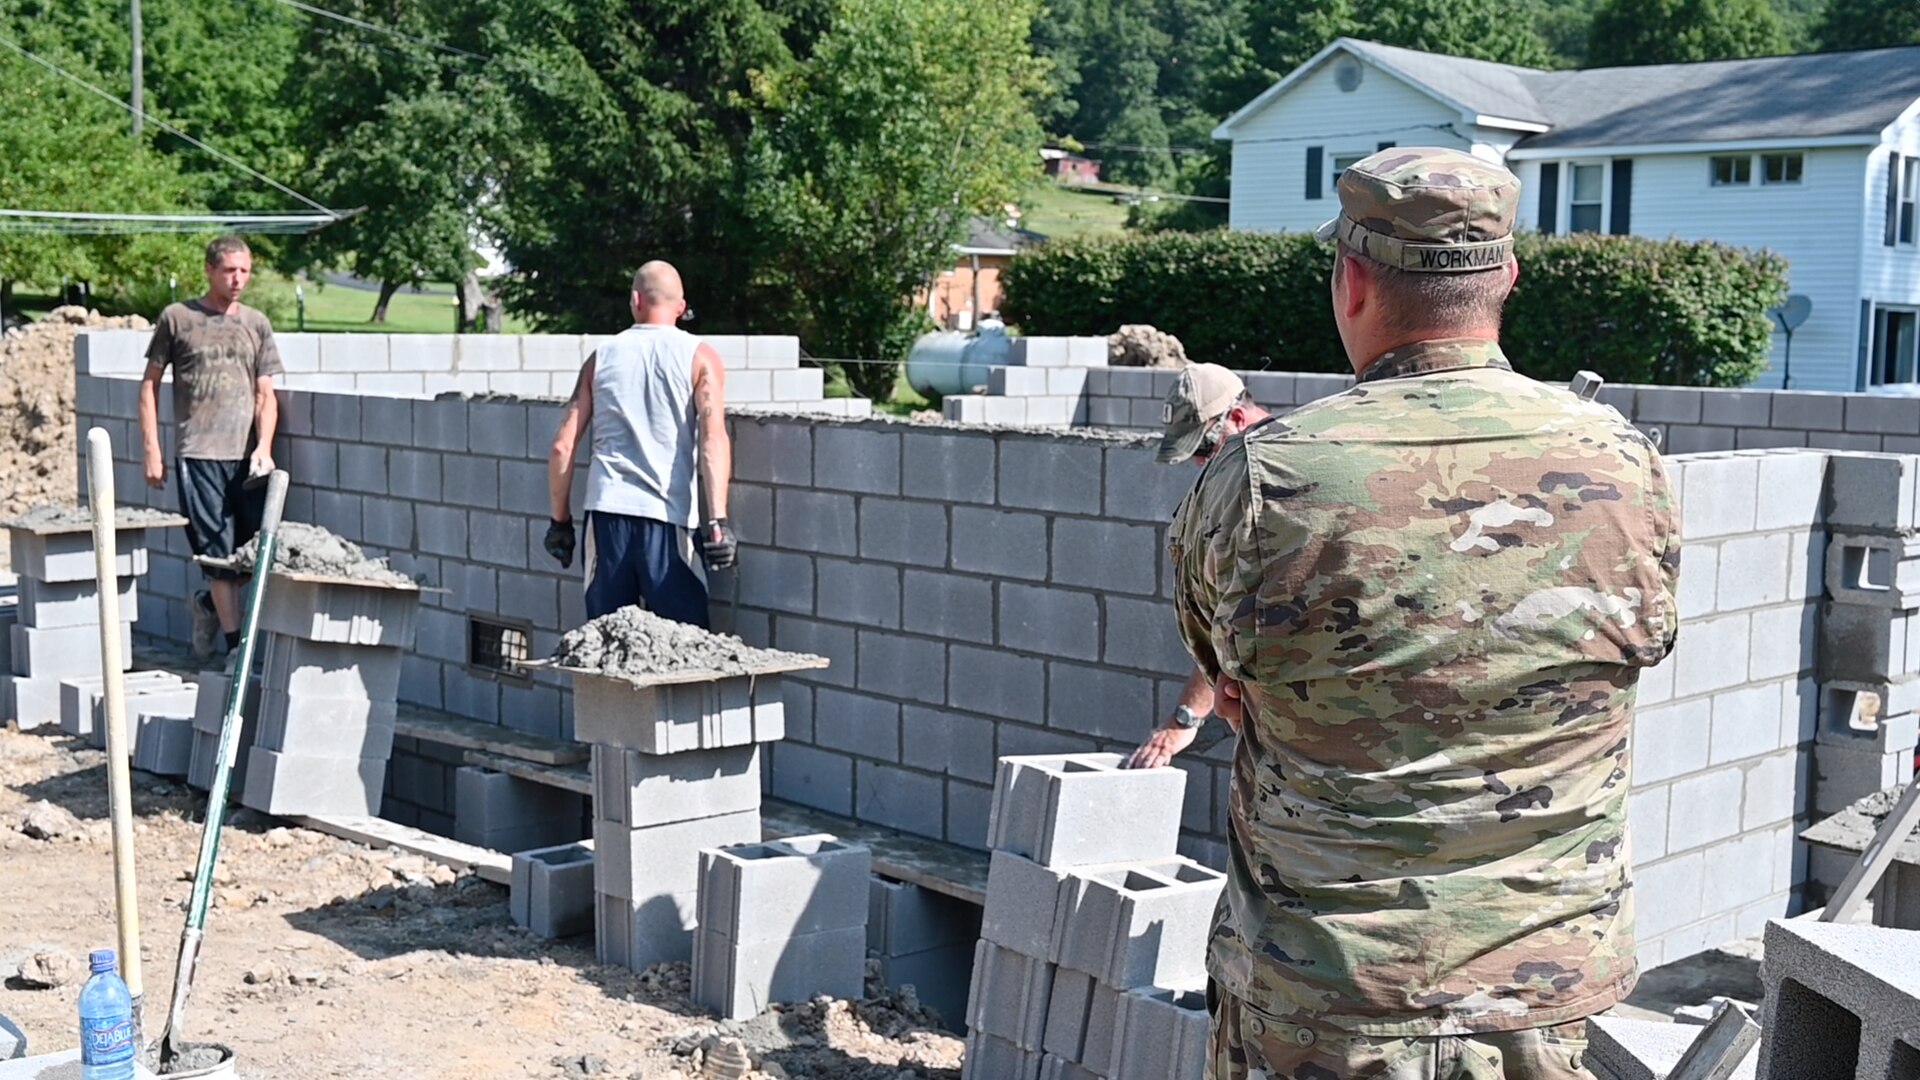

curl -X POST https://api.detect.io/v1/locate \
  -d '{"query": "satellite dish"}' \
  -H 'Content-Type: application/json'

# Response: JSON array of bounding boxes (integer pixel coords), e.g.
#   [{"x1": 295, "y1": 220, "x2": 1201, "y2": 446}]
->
[
  {"x1": 1334, "y1": 57, "x2": 1363, "y2": 92},
  {"x1": 1769, "y1": 294, "x2": 1812, "y2": 331}
]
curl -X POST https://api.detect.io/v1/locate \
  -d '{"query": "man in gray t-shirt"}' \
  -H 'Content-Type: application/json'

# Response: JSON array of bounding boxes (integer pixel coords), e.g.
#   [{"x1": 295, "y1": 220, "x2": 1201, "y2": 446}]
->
[{"x1": 140, "y1": 235, "x2": 284, "y2": 657}]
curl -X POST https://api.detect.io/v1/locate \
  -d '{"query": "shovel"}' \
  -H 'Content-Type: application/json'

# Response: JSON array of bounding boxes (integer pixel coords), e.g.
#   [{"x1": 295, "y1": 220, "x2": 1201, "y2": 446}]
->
[{"x1": 155, "y1": 469, "x2": 289, "y2": 1072}]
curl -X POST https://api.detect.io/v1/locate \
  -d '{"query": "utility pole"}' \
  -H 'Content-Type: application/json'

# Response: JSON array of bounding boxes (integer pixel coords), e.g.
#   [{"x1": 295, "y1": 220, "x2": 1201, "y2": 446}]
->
[{"x1": 130, "y1": 0, "x2": 143, "y2": 136}]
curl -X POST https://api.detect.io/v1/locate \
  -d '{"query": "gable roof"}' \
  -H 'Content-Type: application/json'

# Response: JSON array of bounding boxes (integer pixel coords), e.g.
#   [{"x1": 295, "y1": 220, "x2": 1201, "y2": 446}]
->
[
  {"x1": 1218, "y1": 38, "x2": 1920, "y2": 151},
  {"x1": 955, "y1": 216, "x2": 1046, "y2": 257}
]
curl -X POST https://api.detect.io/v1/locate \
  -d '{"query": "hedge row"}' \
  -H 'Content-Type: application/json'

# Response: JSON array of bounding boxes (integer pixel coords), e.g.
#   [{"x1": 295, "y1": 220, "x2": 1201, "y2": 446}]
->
[{"x1": 1000, "y1": 230, "x2": 1789, "y2": 387}]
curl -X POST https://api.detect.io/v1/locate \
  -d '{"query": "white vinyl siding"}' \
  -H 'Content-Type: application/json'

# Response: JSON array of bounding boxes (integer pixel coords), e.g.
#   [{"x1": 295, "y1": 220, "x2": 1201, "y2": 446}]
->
[{"x1": 1863, "y1": 116, "x2": 1920, "y2": 389}]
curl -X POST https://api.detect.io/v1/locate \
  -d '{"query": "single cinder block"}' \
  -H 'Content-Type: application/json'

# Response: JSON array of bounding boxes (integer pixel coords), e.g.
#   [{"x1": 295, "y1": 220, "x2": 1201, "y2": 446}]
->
[
  {"x1": 1826, "y1": 453, "x2": 1920, "y2": 533},
  {"x1": 981, "y1": 850, "x2": 1072, "y2": 960},
  {"x1": 1819, "y1": 603, "x2": 1915, "y2": 683},
  {"x1": 697, "y1": 834, "x2": 872, "y2": 944},
  {"x1": 1826, "y1": 531, "x2": 1920, "y2": 610},
  {"x1": 963, "y1": 1031, "x2": 1042, "y2": 1080},
  {"x1": 1079, "y1": 980, "x2": 1129, "y2": 1076},
  {"x1": 1009, "y1": 338, "x2": 1071, "y2": 368},
  {"x1": 58, "y1": 670, "x2": 185, "y2": 739},
  {"x1": 1756, "y1": 920, "x2": 1920, "y2": 1080},
  {"x1": 90, "y1": 683, "x2": 200, "y2": 753},
  {"x1": 966, "y1": 940, "x2": 1055, "y2": 1051},
  {"x1": 990, "y1": 366, "x2": 1050, "y2": 397},
  {"x1": 1812, "y1": 742, "x2": 1915, "y2": 815},
  {"x1": 9, "y1": 527, "x2": 150, "y2": 584},
  {"x1": 241, "y1": 746, "x2": 385, "y2": 817},
  {"x1": 869, "y1": 878, "x2": 983, "y2": 957},
  {"x1": 1041, "y1": 967, "x2": 1096, "y2": 1060},
  {"x1": 876, "y1": 942, "x2": 975, "y2": 1033},
  {"x1": 191, "y1": 672, "x2": 261, "y2": 734},
  {"x1": 255, "y1": 689, "x2": 397, "y2": 760},
  {"x1": 455, "y1": 767, "x2": 586, "y2": 850},
  {"x1": 596, "y1": 890, "x2": 700, "y2": 969},
  {"x1": 132, "y1": 712, "x2": 194, "y2": 777},
  {"x1": 987, "y1": 754, "x2": 1184, "y2": 868},
  {"x1": 591, "y1": 744, "x2": 761, "y2": 828},
  {"x1": 571, "y1": 672, "x2": 785, "y2": 754},
  {"x1": 692, "y1": 924, "x2": 866, "y2": 1021},
  {"x1": 1112, "y1": 986, "x2": 1208, "y2": 1080},
  {"x1": 1038, "y1": 1055, "x2": 1101, "y2": 1080},
  {"x1": 1585, "y1": 1014, "x2": 1758, "y2": 1080},
  {"x1": 510, "y1": 841, "x2": 596, "y2": 938},
  {"x1": 1816, "y1": 683, "x2": 1920, "y2": 749},
  {"x1": 1056, "y1": 858, "x2": 1225, "y2": 989},
  {"x1": 257, "y1": 578, "x2": 420, "y2": 648},
  {"x1": 259, "y1": 633, "x2": 404, "y2": 701},
  {"x1": 594, "y1": 809, "x2": 762, "y2": 900},
  {"x1": 17, "y1": 575, "x2": 136, "y2": 629},
  {"x1": 9, "y1": 675, "x2": 62, "y2": 730},
  {"x1": 11, "y1": 622, "x2": 132, "y2": 679}
]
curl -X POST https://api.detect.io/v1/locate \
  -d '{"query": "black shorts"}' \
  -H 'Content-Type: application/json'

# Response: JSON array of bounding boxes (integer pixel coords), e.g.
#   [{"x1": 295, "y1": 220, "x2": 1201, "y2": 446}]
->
[{"x1": 177, "y1": 458, "x2": 266, "y2": 581}]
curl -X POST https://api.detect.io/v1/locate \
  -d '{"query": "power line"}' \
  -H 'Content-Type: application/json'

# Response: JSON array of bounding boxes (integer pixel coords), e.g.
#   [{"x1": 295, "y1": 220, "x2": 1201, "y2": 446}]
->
[
  {"x1": 0, "y1": 32, "x2": 338, "y2": 216},
  {"x1": 0, "y1": 209, "x2": 345, "y2": 235},
  {"x1": 262, "y1": 0, "x2": 489, "y2": 62}
]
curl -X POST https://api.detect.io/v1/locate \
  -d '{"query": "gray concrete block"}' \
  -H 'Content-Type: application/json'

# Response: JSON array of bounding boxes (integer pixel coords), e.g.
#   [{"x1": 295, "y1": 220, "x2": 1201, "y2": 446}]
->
[
  {"x1": 8, "y1": 528, "x2": 150, "y2": 584},
  {"x1": 997, "y1": 440, "x2": 1103, "y2": 516},
  {"x1": 902, "y1": 571, "x2": 993, "y2": 644},
  {"x1": 256, "y1": 578, "x2": 420, "y2": 649},
  {"x1": 1041, "y1": 966, "x2": 1095, "y2": 1059},
  {"x1": 1103, "y1": 446, "x2": 1199, "y2": 524},
  {"x1": 737, "y1": 547, "x2": 815, "y2": 615},
  {"x1": 1756, "y1": 451, "x2": 1829, "y2": 531},
  {"x1": 1818, "y1": 681, "x2": 1920, "y2": 744},
  {"x1": 1086, "y1": 397, "x2": 1131, "y2": 427},
  {"x1": 1046, "y1": 662, "x2": 1159, "y2": 742},
  {"x1": 592, "y1": 743, "x2": 760, "y2": 828},
  {"x1": 902, "y1": 433, "x2": 996, "y2": 505},
  {"x1": 1827, "y1": 453, "x2": 1920, "y2": 533},
  {"x1": 775, "y1": 489, "x2": 857, "y2": 556},
  {"x1": 1055, "y1": 858, "x2": 1224, "y2": 988},
  {"x1": 948, "y1": 779, "x2": 992, "y2": 849},
  {"x1": 259, "y1": 634, "x2": 405, "y2": 701},
  {"x1": 191, "y1": 671, "x2": 260, "y2": 734},
  {"x1": 734, "y1": 419, "x2": 812, "y2": 485},
  {"x1": 814, "y1": 687, "x2": 901, "y2": 760},
  {"x1": 987, "y1": 754, "x2": 1185, "y2": 868},
  {"x1": 11, "y1": 621, "x2": 132, "y2": 679},
  {"x1": 877, "y1": 941, "x2": 974, "y2": 1033},
  {"x1": 571, "y1": 672, "x2": 785, "y2": 753},
  {"x1": 856, "y1": 631, "x2": 946, "y2": 705},
  {"x1": 16, "y1": 575, "x2": 136, "y2": 630},
  {"x1": 1812, "y1": 742, "x2": 1914, "y2": 815},
  {"x1": 8, "y1": 675, "x2": 63, "y2": 731},
  {"x1": 256, "y1": 689, "x2": 397, "y2": 760},
  {"x1": 948, "y1": 644, "x2": 1045, "y2": 724},
  {"x1": 1113, "y1": 985, "x2": 1208, "y2": 1080},
  {"x1": 1770, "y1": 393, "x2": 1846, "y2": 433},
  {"x1": 1820, "y1": 603, "x2": 1914, "y2": 683},
  {"x1": 950, "y1": 508, "x2": 1049, "y2": 587},
  {"x1": 132, "y1": 712, "x2": 195, "y2": 777},
  {"x1": 963, "y1": 1032, "x2": 1042, "y2": 1080},
  {"x1": 1703, "y1": 390, "x2": 1772, "y2": 427},
  {"x1": 469, "y1": 511, "x2": 529, "y2": 569},
  {"x1": 1634, "y1": 387, "x2": 1703, "y2": 424},
  {"x1": 991, "y1": 366, "x2": 1049, "y2": 396},
  {"x1": 1681, "y1": 455, "x2": 1760, "y2": 539},
  {"x1": 455, "y1": 766, "x2": 585, "y2": 848},
  {"x1": 1826, "y1": 531, "x2": 1920, "y2": 609},
  {"x1": 594, "y1": 809, "x2": 761, "y2": 900},
  {"x1": 91, "y1": 683, "x2": 200, "y2": 753},
  {"x1": 241, "y1": 746, "x2": 385, "y2": 816},
  {"x1": 1844, "y1": 394, "x2": 1920, "y2": 435},
  {"x1": 769, "y1": 742, "x2": 855, "y2": 815},
  {"x1": 966, "y1": 940, "x2": 1056, "y2": 1051},
  {"x1": 1586, "y1": 1014, "x2": 1757, "y2": 1080},
  {"x1": 596, "y1": 890, "x2": 699, "y2": 968},
  {"x1": 869, "y1": 878, "x2": 983, "y2": 956},
  {"x1": 1050, "y1": 519, "x2": 1156, "y2": 595},
  {"x1": 1756, "y1": 919, "x2": 1920, "y2": 1080},
  {"x1": 981, "y1": 850, "x2": 1072, "y2": 959},
  {"x1": 860, "y1": 498, "x2": 949, "y2": 566},
  {"x1": 816, "y1": 558, "x2": 900, "y2": 628},
  {"x1": 855, "y1": 759, "x2": 945, "y2": 838},
  {"x1": 998, "y1": 584, "x2": 1098, "y2": 662},
  {"x1": 1103, "y1": 595, "x2": 1191, "y2": 677},
  {"x1": 57, "y1": 670, "x2": 184, "y2": 739},
  {"x1": 901, "y1": 705, "x2": 996, "y2": 784},
  {"x1": 697, "y1": 834, "x2": 872, "y2": 943},
  {"x1": 510, "y1": 841, "x2": 596, "y2": 938},
  {"x1": 814, "y1": 427, "x2": 901, "y2": 495},
  {"x1": 693, "y1": 924, "x2": 866, "y2": 1021}
]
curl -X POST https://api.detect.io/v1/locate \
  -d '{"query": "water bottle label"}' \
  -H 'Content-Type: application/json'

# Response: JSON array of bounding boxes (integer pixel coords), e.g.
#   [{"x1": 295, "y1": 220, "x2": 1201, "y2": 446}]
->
[{"x1": 81, "y1": 1015, "x2": 136, "y2": 1064}]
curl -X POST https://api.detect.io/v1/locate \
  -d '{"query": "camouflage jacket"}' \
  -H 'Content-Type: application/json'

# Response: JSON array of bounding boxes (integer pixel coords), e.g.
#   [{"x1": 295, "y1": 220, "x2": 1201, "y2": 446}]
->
[{"x1": 1170, "y1": 339, "x2": 1680, "y2": 1036}]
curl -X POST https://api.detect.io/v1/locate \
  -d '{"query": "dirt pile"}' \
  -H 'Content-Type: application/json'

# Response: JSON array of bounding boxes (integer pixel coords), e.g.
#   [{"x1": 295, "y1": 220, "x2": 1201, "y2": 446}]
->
[
  {"x1": 229, "y1": 520, "x2": 416, "y2": 586},
  {"x1": 554, "y1": 607, "x2": 819, "y2": 680},
  {"x1": 0, "y1": 307, "x2": 150, "y2": 557},
  {"x1": 1107, "y1": 324, "x2": 1188, "y2": 368}
]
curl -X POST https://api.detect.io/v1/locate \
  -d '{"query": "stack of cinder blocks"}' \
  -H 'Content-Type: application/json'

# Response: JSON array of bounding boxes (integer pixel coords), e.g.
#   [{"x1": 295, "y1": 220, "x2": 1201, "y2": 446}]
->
[
  {"x1": 57, "y1": 669, "x2": 197, "y2": 774},
  {"x1": 454, "y1": 765, "x2": 584, "y2": 853},
  {"x1": 241, "y1": 577, "x2": 420, "y2": 817},
  {"x1": 4, "y1": 522, "x2": 151, "y2": 730},
  {"x1": 941, "y1": 336, "x2": 1110, "y2": 427},
  {"x1": 575, "y1": 671, "x2": 786, "y2": 970},
  {"x1": 1816, "y1": 455, "x2": 1920, "y2": 855},
  {"x1": 1753, "y1": 919, "x2": 1920, "y2": 1080},
  {"x1": 186, "y1": 671, "x2": 260, "y2": 794},
  {"x1": 693, "y1": 834, "x2": 872, "y2": 1020},
  {"x1": 964, "y1": 754, "x2": 1221, "y2": 1080},
  {"x1": 869, "y1": 878, "x2": 983, "y2": 1031}
]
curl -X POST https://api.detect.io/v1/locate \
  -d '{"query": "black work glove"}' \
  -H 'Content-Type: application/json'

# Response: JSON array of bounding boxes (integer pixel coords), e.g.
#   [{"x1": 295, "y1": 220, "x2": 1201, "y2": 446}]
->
[
  {"x1": 701, "y1": 518, "x2": 738, "y2": 570},
  {"x1": 544, "y1": 518, "x2": 576, "y2": 569}
]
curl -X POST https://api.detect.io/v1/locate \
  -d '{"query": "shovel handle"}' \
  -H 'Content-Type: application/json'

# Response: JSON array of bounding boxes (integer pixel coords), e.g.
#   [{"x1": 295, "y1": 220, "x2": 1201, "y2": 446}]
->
[{"x1": 85, "y1": 428, "x2": 142, "y2": 1001}]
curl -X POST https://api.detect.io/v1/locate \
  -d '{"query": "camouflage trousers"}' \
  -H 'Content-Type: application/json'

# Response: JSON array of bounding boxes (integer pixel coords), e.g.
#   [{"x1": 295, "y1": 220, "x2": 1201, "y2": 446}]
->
[{"x1": 1207, "y1": 986, "x2": 1595, "y2": 1080}]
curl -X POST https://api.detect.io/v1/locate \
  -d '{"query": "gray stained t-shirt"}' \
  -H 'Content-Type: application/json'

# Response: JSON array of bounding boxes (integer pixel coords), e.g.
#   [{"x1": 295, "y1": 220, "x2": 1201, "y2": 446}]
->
[{"x1": 145, "y1": 299, "x2": 284, "y2": 461}]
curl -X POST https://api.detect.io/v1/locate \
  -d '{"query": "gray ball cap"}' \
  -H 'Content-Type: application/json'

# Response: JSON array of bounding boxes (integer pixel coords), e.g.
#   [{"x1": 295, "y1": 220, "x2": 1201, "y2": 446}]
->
[{"x1": 1157, "y1": 364, "x2": 1246, "y2": 464}]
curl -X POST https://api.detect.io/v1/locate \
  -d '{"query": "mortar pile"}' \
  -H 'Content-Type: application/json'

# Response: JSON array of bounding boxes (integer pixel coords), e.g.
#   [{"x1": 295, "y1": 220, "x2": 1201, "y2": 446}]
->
[
  {"x1": 554, "y1": 607, "x2": 812, "y2": 679},
  {"x1": 5, "y1": 504, "x2": 181, "y2": 531},
  {"x1": 228, "y1": 521, "x2": 415, "y2": 585}
]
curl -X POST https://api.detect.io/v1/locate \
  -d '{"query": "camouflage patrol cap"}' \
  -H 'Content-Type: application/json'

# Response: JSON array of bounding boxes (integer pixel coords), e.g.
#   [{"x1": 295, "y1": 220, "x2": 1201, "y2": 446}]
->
[
  {"x1": 1313, "y1": 147, "x2": 1521, "y2": 273},
  {"x1": 1156, "y1": 363, "x2": 1245, "y2": 464}
]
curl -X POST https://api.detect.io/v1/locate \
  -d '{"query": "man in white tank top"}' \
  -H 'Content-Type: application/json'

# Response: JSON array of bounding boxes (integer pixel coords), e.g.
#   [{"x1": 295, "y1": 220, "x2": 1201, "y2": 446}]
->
[{"x1": 544, "y1": 261, "x2": 736, "y2": 626}]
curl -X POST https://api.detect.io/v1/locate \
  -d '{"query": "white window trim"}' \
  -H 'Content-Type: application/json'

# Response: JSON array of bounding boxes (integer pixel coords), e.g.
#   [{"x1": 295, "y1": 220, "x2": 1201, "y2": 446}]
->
[
  {"x1": 1707, "y1": 151, "x2": 1806, "y2": 189},
  {"x1": 1330, "y1": 151, "x2": 1369, "y2": 193},
  {"x1": 1901, "y1": 157, "x2": 1918, "y2": 247},
  {"x1": 1559, "y1": 160, "x2": 1611, "y2": 235},
  {"x1": 1869, "y1": 305, "x2": 1920, "y2": 386}
]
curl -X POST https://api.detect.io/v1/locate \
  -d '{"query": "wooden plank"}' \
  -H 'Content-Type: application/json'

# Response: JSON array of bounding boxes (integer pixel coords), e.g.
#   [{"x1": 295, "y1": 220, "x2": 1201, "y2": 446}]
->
[
  {"x1": 1820, "y1": 776, "x2": 1920, "y2": 925},
  {"x1": 393, "y1": 706, "x2": 589, "y2": 765},
  {"x1": 537, "y1": 657, "x2": 831, "y2": 689},
  {"x1": 290, "y1": 813, "x2": 512, "y2": 885},
  {"x1": 193, "y1": 554, "x2": 434, "y2": 592},
  {"x1": 6, "y1": 513, "x2": 188, "y2": 536},
  {"x1": 1802, "y1": 797, "x2": 1920, "y2": 868},
  {"x1": 462, "y1": 749, "x2": 592, "y2": 796},
  {"x1": 760, "y1": 797, "x2": 988, "y2": 906}
]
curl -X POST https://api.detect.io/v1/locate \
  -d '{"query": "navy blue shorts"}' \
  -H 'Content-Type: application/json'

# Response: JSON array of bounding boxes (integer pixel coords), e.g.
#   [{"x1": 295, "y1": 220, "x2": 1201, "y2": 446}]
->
[
  {"x1": 177, "y1": 458, "x2": 266, "y2": 582},
  {"x1": 583, "y1": 511, "x2": 710, "y2": 627}
]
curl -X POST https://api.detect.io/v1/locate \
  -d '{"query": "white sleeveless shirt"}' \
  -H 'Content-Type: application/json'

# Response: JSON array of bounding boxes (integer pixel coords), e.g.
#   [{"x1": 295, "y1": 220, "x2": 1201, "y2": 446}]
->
[{"x1": 584, "y1": 324, "x2": 702, "y2": 528}]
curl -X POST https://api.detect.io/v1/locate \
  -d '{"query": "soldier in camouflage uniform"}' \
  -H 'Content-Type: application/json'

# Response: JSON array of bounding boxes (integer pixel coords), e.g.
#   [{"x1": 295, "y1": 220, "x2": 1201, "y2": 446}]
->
[{"x1": 1170, "y1": 148, "x2": 1681, "y2": 1079}]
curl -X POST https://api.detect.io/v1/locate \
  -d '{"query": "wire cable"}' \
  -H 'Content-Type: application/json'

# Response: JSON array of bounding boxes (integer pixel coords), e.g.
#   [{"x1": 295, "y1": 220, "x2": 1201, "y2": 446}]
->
[
  {"x1": 0, "y1": 32, "x2": 338, "y2": 216},
  {"x1": 263, "y1": 0, "x2": 489, "y2": 62}
]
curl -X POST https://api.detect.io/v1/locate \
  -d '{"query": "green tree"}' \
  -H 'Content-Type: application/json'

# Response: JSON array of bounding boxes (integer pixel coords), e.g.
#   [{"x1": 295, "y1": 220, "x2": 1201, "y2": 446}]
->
[
  {"x1": 1816, "y1": 0, "x2": 1920, "y2": 49},
  {"x1": 748, "y1": 0, "x2": 1045, "y2": 395},
  {"x1": 1587, "y1": 0, "x2": 1788, "y2": 66}
]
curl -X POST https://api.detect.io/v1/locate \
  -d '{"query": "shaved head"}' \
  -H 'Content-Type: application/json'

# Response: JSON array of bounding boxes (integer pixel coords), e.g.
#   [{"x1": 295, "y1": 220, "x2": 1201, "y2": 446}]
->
[{"x1": 633, "y1": 261, "x2": 684, "y2": 306}]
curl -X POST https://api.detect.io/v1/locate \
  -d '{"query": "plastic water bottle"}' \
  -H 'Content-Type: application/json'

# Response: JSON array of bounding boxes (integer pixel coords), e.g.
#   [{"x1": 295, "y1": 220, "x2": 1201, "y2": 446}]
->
[{"x1": 78, "y1": 949, "x2": 137, "y2": 1079}]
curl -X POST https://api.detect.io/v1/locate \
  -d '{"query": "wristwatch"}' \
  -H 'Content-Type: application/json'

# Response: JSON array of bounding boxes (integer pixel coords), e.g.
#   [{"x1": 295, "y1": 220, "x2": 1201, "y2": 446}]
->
[{"x1": 1172, "y1": 705, "x2": 1205, "y2": 730}]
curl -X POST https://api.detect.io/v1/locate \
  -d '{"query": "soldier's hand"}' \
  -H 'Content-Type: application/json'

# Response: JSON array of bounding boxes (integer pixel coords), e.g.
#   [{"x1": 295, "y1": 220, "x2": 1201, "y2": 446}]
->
[
  {"x1": 702, "y1": 518, "x2": 738, "y2": 570},
  {"x1": 1214, "y1": 676, "x2": 1245, "y2": 734},
  {"x1": 1127, "y1": 723, "x2": 1197, "y2": 769},
  {"x1": 544, "y1": 518, "x2": 576, "y2": 569}
]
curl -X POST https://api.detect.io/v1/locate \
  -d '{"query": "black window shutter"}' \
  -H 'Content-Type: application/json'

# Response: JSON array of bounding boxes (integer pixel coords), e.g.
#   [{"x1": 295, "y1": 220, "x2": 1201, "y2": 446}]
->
[
  {"x1": 1610, "y1": 159, "x2": 1633, "y2": 235},
  {"x1": 1860, "y1": 299, "x2": 1875, "y2": 389},
  {"x1": 1538, "y1": 163, "x2": 1560, "y2": 234},
  {"x1": 1306, "y1": 146, "x2": 1324, "y2": 200},
  {"x1": 1377, "y1": 141, "x2": 1396, "y2": 152},
  {"x1": 1889, "y1": 153, "x2": 1904, "y2": 247}
]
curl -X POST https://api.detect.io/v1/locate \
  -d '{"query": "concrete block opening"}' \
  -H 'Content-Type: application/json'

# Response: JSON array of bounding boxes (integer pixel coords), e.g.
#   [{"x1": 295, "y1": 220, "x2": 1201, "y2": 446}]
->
[
  {"x1": 1889, "y1": 1041, "x2": 1920, "y2": 1080},
  {"x1": 1825, "y1": 686, "x2": 1885, "y2": 732},
  {"x1": 1119, "y1": 870, "x2": 1168, "y2": 893},
  {"x1": 1842, "y1": 543, "x2": 1895, "y2": 592},
  {"x1": 467, "y1": 613, "x2": 531, "y2": 682},
  {"x1": 1763, "y1": 977, "x2": 1860, "y2": 1080}
]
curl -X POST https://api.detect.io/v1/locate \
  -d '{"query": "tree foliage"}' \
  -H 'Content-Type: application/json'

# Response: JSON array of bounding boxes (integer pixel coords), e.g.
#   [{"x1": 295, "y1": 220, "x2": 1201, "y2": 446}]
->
[
  {"x1": 1586, "y1": 0, "x2": 1789, "y2": 66},
  {"x1": 1816, "y1": 0, "x2": 1920, "y2": 49}
]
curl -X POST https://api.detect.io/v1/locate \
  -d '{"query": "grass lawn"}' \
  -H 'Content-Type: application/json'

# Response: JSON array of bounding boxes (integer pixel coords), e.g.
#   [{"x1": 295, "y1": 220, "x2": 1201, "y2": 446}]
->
[
  {"x1": 1017, "y1": 182, "x2": 1134, "y2": 240},
  {"x1": 292, "y1": 278, "x2": 532, "y2": 334}
]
